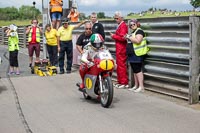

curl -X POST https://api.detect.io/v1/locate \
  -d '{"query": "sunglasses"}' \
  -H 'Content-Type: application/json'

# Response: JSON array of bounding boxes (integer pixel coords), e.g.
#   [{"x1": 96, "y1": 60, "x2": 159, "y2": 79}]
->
[
  {"x1": 114, "y1": 18, "x2": 119, "y2": 20},
  {"x1": 130, "y1": 24, "x2": 136, "y2": 27},
  {"x1": 85, "y1": 28, "x2": 91, "y2": 30}
]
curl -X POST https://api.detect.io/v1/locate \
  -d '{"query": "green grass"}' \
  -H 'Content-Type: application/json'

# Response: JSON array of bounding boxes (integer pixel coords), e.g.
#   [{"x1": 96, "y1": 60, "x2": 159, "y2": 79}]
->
[
  {"x1": 125, "y1": 11, "x2": 200, "y2": 19},
  {"x1": 0, "y1": 19, "x2": 42, "y2": 27},
  {"x1": 1, "y1": 11, "x2": 199, "y2": 27}
]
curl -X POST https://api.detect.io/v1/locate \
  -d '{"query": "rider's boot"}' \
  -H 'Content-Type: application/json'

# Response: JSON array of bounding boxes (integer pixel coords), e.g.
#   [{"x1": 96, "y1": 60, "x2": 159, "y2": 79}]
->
[{"x1": 77, "y1": 82, "x2": 86, "y2": 93}]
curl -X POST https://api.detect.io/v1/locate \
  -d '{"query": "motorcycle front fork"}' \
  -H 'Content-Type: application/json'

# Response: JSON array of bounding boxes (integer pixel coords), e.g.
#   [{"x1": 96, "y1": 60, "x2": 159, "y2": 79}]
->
[{"x1": 99, "y1": 75, "x2": 103, "y2": 94}]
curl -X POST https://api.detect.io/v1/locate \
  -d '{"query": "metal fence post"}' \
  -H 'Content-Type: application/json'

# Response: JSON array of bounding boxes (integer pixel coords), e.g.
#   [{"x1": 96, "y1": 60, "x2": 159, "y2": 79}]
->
[
  {"x1": 23, "y1": 26, "x2": 27, "y2": 48},
  {"x1": 189, "y1": 16, "x2": 200, "y2": 104},
  {"x1": 1, "y1": 28, "x2": 5, "y2": 45}
]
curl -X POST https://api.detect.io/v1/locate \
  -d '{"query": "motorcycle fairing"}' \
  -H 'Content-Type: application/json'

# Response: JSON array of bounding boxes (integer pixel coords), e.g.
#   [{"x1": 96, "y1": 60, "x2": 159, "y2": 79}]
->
[{"x1": 84, "y1": 74, "x2": 97, "y2": 97}]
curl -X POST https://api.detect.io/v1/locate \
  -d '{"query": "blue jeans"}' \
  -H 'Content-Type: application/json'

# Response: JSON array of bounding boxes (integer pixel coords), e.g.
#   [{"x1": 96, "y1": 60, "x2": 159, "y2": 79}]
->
[
  {"x1": 51, "y1": 12, "x2": 62, "y2": 20},
  {"x1": 59, "y1": 41, "x2": 73, "y2": 72}
]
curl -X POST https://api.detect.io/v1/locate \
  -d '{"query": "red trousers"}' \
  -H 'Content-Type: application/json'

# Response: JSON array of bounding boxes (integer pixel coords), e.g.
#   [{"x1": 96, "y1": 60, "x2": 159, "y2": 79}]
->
[
  {"x1": 79, "y1": 63, "x2": 89, "y2": 83},
  {"x1": 116, "y1": 43, "x2": 128, "y2": 85}
]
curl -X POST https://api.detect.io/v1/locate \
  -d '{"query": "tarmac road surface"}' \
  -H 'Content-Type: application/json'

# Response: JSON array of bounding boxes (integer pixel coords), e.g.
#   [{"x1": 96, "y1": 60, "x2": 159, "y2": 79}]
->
[{"x1": 0, "y1": 45, "x2": 200, "y2": 133}]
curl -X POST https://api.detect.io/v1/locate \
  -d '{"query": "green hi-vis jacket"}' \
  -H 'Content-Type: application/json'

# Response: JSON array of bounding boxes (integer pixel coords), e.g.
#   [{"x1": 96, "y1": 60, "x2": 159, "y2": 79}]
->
[
  {"x1": 132, "y1": 28, "x2": 149, "y2": 56},
  {"x1": 8, "y1": 31, "x2": 19, "y2": 51},
  {"x1": 28, "y1": 28, "x2": 40, "y2": 43}
]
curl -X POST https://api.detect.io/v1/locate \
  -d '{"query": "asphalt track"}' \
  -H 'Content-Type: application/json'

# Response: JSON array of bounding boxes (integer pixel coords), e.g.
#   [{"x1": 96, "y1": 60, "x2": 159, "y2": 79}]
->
[{"x1": 0, "y1": 45, "x2": 200, "y2": 133}]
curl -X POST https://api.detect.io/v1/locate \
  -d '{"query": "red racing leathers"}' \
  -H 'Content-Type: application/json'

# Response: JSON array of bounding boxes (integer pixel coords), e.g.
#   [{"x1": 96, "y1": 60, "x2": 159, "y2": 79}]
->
[{"x1": 111, "y1": 21, "x2": 128, "y2": 85}]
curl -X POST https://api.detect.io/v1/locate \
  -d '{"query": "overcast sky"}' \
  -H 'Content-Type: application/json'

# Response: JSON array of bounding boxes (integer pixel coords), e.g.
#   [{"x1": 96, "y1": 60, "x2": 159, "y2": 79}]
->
[{"x1": 1, "y1": 0, "x2": 194, "y2": 16}]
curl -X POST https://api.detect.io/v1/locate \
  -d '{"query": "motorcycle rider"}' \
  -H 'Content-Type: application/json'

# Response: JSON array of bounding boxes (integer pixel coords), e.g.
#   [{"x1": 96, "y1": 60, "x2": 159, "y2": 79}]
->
[{"x1": 78, "y1": 33, "x2": 113, "y2": 91}]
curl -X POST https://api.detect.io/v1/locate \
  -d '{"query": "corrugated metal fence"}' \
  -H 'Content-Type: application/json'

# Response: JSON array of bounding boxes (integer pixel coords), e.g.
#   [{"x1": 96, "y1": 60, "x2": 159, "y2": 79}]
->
[{"x1": 0, "y1": 16, "x2": 199, "y2": 104}]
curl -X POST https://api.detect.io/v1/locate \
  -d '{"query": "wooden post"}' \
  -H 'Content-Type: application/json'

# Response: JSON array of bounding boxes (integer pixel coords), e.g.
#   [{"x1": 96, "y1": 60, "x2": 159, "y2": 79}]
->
[{"x1": 189, "y1": 16, "x2": 200, "y2": 104}]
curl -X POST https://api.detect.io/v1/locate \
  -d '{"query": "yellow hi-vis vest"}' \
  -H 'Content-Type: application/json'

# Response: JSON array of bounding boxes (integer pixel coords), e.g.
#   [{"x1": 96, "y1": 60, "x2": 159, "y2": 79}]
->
[
  {"x1": 132, "y1": 28, "x2": 149, "y2": 56},
  {"x1": 8, "y1": 31, "x2": 19, "y2": 51},
  {"x1": 50, "y1": 0, "x2": 63, "y2": 13},
  {"x1": 28, "y1": 28, "x2": 40, "y2": 43}
]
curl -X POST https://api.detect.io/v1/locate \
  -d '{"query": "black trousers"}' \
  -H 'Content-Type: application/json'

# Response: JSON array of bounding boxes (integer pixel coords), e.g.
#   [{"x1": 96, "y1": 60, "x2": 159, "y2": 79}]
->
[
  {"x1": 9, "y1": 50, "x2": 19, "y2": 67},
  {"x1": 46, "y1": 44, "x2": 58, "y2": 66},
  {"x1": 59, "y1": 40, "x2": 73, "y2": 72}
]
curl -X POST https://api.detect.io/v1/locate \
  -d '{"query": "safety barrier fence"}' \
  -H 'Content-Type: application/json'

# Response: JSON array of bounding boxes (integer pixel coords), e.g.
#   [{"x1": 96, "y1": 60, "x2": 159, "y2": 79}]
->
[{"x1": 0, "y1": 16, "x2": 199, "y2": 104}]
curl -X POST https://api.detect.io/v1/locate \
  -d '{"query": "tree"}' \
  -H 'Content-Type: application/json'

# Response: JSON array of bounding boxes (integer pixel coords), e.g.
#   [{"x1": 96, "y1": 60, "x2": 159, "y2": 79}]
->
[
  {"x1": 97, "y1": 12, "x2": 105, "y2": 19},
  {"x1": 0, "y1": 5, "x2": 41, "y2": 20},
  {"x1": 190, "y1": 0, "x2": 200, "y2": 9},
  {"x1": 79, "y1": 13, "x2": 87, "y2": 21},
  {"x1": 0, "y1": 7, "x2": 19, "y2": 20},
  {"x1": 18, "y1": 5, "x2": 41, "y2": 20}
]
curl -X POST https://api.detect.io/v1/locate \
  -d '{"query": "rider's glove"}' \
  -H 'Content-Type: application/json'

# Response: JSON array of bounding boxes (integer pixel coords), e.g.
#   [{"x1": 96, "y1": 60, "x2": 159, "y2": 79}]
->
[{"x1": 87, "y1": 61, "x2": 94, "y2": 68}]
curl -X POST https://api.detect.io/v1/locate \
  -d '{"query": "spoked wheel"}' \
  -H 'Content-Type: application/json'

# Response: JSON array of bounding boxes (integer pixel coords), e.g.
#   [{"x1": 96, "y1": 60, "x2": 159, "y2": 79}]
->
[
  {"x1": 83, "y1": 92, "x2": 91, "y2": 100},
  {"x1": 100, "y1": 76, "x2": 113, "y2": 108}
]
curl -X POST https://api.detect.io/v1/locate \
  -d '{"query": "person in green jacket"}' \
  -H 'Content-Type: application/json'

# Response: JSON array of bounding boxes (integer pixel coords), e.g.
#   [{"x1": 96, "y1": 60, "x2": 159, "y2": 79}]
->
[{"x1": 6, "y1": 24, "x2": 20, "y2": 75}]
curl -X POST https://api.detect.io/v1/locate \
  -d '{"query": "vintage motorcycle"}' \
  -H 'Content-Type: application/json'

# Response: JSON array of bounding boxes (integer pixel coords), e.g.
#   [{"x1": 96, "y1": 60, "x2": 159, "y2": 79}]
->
[{"x1": 77, "y1": 49, "x2": 115, "y2": 108}]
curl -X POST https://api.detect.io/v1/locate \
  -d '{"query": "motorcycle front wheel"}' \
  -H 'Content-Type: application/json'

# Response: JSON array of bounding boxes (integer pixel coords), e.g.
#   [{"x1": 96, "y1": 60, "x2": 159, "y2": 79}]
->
[{"x1": 100, "y1": 76, "x2": 113, "y2": 108}]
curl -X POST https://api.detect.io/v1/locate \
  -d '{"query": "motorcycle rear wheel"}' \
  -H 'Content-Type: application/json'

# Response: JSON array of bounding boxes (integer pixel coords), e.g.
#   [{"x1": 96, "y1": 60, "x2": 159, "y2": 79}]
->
[{"x1": 100, "y1": 76, "x2": 113, "y2": 108}]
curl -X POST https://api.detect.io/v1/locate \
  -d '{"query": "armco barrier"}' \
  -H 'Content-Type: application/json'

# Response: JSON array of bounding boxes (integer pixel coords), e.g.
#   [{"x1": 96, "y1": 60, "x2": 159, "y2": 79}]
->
[{"x1": 0, "y1": 16, "x2": 199, "y2": 104}]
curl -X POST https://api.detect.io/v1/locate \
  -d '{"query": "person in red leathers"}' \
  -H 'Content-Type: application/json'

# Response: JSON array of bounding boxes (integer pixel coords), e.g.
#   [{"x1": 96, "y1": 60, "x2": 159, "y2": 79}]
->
[
  {"x1": 110, "y1": 11, "x2": 129, "y2": 89},
  {"x1": 78, "y1": 34, "x2": 110, "y2": 91}
]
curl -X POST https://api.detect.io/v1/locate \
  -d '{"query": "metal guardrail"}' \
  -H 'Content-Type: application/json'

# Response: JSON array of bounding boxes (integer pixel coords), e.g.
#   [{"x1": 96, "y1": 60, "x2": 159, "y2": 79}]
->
[{"x1": 0, "y1": 16, "x2": 199, "y2": 104}]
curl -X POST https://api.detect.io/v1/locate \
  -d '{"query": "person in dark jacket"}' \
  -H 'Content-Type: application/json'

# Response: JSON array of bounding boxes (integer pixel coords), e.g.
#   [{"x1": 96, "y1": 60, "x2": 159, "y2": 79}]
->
[
  {"x1": 90, "y1": 12, "x2": 105, "y2": 39},
  {"x1": 76, "y1": 22, "x2": 92, "y2": 54}
]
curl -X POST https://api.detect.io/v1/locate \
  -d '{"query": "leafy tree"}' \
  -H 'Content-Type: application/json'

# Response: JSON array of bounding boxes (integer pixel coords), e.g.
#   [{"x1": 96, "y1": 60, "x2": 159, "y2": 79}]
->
[
  {"x1": 190, "y1": 0, "x2": 200, "y2": 8},
  {"x1": 0, "y1": 5, "x2": 41, "y2": 20},
  {"x1": 127, "y1": 12, "x2": 135, "y2": 16},
  {"x1": 79, "y1": 13, "x2": 87, "y2": 20},
  {"x1": 97, "y1": 12, "x2": 105, "y2": 19},
  {"x1": 0, "y1": 7, "x2": 19, "y2": 20},
  {"x1": 18, "y1": 5, "x2": 41, "y2": 20},
  {"x1": 148, "y1": 7, "x2": 154, "y2": 11}
]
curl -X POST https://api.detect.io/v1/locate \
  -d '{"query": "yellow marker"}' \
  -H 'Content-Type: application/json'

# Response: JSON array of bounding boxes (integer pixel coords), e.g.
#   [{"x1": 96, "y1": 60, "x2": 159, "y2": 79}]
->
[
  {"x1": 85, "y1": 77, "x2": 93, "y2": 89},
  {"x1": 99, "y1": 59, "x2": 114, "y2": 70}
]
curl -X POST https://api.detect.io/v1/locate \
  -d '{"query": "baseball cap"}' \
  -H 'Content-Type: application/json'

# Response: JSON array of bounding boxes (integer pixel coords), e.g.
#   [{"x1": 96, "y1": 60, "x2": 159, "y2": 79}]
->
[{"x1": 62, "y1": 18, "x2": 69, "y2": 24}]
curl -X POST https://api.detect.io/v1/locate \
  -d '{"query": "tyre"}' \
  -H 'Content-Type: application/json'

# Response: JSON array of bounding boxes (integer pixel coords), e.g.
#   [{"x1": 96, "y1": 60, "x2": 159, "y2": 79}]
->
[{"x1": 100, "y1": 76, "x2": 113, "y2": 108}]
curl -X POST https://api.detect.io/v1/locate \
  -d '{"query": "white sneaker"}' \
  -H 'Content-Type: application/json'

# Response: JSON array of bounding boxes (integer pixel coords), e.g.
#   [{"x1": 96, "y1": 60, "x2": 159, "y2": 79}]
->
[
  {"x1": 125, "y1": 84, "x2": 129, "y2": 88},
  {"x1": 128, "y1": 86, "x2": 138, "y2": 91},
  {"x1": 113, "y1": 83, "x2": 120, "y2": 88},
  {"x1": 117, "y1": 84, "x2": 129, "y2": 89},
  {"x1": 133, "y1": 87, "x2": 144, "y2": 93}
]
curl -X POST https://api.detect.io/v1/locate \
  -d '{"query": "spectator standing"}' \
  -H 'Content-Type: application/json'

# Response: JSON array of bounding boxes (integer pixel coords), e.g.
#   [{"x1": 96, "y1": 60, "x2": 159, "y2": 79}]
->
[
  {"x1": 57, "y1": 18, "x2": 86, "y2": 74},
  {"x1": 125, "y1": 19, "x2": 149, "y2": 93},
  {"x1": 44, "y1": 24, "x2": 58, "y2": 66},
  {"x1": 26, "y1": 19, "x2": 43, "y2": 68},
  {"x1": 49, "y1": 0, "x2": 63, "y2": 29},
  {"x1": 6, "y1": 24, "x2": 20, "y2": 75},
  {"x1": 76, "y1": 22, "x2": 92, "y2": 54},
  {"x1": 90, "y1": 12, "x2": 105, "y2": 39},
  {"x1": 67, "y1": 7, "x2": 80, "y2": 22},
  {"x1": 110, "y1": 11, "x2": 129, "y2": 89}
]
